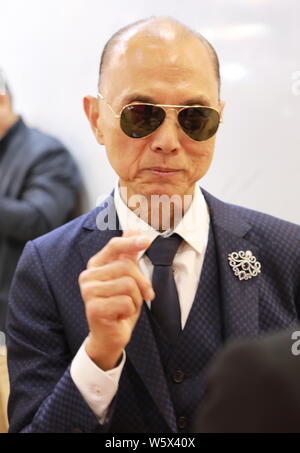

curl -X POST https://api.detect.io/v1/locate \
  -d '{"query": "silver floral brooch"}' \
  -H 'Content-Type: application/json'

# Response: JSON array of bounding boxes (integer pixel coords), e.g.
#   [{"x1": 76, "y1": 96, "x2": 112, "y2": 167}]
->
[{"x1": 228, "y1": 250, "x2": 261, "y2": 281}]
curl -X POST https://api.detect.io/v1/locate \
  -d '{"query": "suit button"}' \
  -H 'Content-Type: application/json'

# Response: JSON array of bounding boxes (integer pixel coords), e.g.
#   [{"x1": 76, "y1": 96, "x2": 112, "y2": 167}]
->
[
  {"x1": 178, "y1": 416, "x2": 188, "y2": 430},
  {"x1": 173, "y1": 369, "x2": 185, "y2": 383}
]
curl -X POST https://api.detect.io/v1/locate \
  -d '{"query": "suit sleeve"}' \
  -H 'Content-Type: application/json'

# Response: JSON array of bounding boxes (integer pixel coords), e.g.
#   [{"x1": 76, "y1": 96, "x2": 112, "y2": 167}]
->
[
  {"x1": 6, "y1": 240, "x2": 113, "y2": 433},
  {"x1": 0, "y1": 147, "x2": 81, "y2": 241}
]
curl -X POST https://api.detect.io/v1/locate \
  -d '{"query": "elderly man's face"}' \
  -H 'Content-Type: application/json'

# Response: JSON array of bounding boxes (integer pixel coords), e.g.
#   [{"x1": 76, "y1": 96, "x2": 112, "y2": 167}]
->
[{"x1": 87, "y1": 32, "x2": 224, "y2": 202}]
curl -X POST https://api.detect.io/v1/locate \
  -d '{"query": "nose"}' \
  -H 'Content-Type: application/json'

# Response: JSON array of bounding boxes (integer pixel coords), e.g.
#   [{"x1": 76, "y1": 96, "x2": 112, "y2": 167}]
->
[{"x1": 149, "y1": 109, "x2": 181, "y2": 154}]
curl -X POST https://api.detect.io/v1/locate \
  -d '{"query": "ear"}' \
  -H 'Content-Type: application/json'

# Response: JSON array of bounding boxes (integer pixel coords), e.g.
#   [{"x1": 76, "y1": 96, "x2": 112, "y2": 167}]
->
[
  {"x1": 0, "y1": 94, "x2": 9, "y2": 107},
  {"x1": 83, "y1": 95, "x2": 104, "y2": 145},
  {"x1": 219, "y1": 99, "x2": 226, "y2": 121},
  {"x1": 0, "y1": 94, "x2": 11, "y2": 120}
]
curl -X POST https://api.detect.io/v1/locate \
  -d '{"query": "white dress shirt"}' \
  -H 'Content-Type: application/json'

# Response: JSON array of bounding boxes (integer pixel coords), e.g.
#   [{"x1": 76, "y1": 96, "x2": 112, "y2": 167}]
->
[{"x1": 71, "y1": 182, "x2": 210, "y2": 422}]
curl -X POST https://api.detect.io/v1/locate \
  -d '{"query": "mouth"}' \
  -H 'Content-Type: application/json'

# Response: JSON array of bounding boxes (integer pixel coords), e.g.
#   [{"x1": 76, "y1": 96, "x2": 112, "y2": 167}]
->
[{"x1": 145, "y1": 167, "x2": 182, "y2": 177}]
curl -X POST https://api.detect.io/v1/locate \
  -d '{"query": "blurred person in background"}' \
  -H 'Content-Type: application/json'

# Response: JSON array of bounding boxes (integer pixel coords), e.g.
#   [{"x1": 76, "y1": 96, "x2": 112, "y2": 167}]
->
[
  {"x1": 191, "y1": 325, "x2": 300, "y2": 433},
  {"x1": 0, "y1": 71, "x2": 82, "y2": 332}
]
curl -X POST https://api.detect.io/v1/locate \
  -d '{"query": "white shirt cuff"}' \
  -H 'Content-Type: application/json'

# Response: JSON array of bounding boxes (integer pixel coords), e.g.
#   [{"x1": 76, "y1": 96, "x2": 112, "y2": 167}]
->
[{"x1": 70, "y1": 340, "x2": 126, "y2": 424}]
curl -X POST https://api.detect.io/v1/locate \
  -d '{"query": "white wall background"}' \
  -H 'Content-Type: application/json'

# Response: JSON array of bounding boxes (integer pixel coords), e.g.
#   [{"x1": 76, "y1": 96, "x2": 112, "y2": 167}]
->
[{"x1": 0, "y1": 0, "x2": 299, "y2": 222}]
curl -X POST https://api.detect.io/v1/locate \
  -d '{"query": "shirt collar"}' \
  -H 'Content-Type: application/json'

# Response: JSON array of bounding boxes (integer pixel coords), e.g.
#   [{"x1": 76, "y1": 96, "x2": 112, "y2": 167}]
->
[{"x1": 114, "y1": 180, "x2": 209, "y2": 257}]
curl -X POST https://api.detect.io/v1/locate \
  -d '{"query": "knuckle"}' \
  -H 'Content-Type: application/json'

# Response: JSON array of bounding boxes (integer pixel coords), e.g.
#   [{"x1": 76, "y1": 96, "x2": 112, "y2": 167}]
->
[
  {"x1": 79, "y1": 268, "x2": 98, "y2": 284},
  {"x1": 109, "y1": 237, "x2": 119, "y2": 247},
  {"x1": 120, "y1": 258, "x2": 133, "y2": 272},
  {"x1": 80, "y1": 283, "x2": 94, "y2": 300},
  {"x1": 86, "y1": 301, "x2": 103, "y2": 320},
  {"x1": 78, "y1": 273, "x2": 84, "y2": 285},
  {"x1": 124, "y1": 276, "x2": 136, "y2": 292},
  {"x1": 78, "y1": 269, "x2": 89, "y2": 284},
  {"x1": 123, "y1": 295, "x2": 133, "y2": 305},
  {"x1": 125, "y1": 294, "x2": 136, "y2": 306},
  {"x1": 115, "y1": 295, "x2": 136, "y2": 318},
  {"x1": 87, "y1": 257, "x2": 96, "y2": 268},
  {"x1": 122, "y1": 297, "x2": 136, "y2": 316}
]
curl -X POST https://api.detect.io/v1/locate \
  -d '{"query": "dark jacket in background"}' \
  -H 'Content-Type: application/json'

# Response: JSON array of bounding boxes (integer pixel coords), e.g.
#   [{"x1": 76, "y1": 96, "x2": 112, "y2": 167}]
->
[{"x1": 0, "y1": 118, "x2": 81, "y2": 331}]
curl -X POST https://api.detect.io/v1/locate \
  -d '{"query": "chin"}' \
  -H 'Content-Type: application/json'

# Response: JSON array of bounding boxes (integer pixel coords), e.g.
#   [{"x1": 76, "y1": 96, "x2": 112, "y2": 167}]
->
[{"x1": 142, "y1": 184, "x2": 185, "y2": 199}]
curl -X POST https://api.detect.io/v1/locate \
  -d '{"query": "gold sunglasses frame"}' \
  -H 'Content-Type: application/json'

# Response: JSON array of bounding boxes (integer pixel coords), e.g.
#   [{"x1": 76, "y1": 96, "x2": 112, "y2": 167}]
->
[{"x1": 97, "y1": 92, "x2": 223, "y2": 141}]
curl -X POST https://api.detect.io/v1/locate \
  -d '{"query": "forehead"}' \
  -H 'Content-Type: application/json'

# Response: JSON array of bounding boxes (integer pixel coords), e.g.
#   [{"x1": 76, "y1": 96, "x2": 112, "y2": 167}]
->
[{"x1": 102, "y1": 32, "x2": 218, "y2": 106}]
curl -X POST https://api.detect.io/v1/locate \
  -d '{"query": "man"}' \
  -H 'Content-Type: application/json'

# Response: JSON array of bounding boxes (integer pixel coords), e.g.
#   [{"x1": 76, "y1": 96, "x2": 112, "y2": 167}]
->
[
  {"x1": 191, "y1": 326, "x2": 300, "y2": 433},
  {"x1": 6, "y1": 17, "x2": 300, "y2": 433},
  {"x1": 0, "y1": 74, "x2": 81, "y2": 331}
]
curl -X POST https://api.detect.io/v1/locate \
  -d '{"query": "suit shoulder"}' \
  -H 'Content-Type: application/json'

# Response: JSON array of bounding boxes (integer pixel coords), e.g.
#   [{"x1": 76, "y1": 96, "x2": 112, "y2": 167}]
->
[
  {"x1": 22, "y1": 123, "x2": 70, "y2": 157},
  {"x1": 203, "y1": 188, "x2": 300, "y2": 236},
  {"x1": 202, "y1": 188, "x2": 300, "y2": 249},
  {"x1": 32, "y1": 207, "x2": 100, "y2": 251},
  {"x1": 229, "y1": 202, "x2": 300, "y2": 237},
  {"x1": 227, "y1": 204, "x2": 300, "y2": 262}
]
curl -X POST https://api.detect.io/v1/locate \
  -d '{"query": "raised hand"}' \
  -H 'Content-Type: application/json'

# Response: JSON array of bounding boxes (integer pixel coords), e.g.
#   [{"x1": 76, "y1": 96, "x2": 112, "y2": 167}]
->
[{"x1": 79, "y1": 230, "x2": 154, "y2": 370}]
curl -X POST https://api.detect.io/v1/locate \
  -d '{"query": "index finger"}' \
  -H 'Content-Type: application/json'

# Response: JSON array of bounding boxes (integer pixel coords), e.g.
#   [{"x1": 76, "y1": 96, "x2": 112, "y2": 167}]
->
[{"x1": 87, "y1": 234, "x2": 151, "y2": 268}]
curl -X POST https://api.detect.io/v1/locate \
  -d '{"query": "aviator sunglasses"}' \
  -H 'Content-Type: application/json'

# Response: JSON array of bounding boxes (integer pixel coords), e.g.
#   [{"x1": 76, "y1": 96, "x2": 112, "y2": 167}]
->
[{"x1": 97, "y1": 93, "x2": 222, "y2": 142}]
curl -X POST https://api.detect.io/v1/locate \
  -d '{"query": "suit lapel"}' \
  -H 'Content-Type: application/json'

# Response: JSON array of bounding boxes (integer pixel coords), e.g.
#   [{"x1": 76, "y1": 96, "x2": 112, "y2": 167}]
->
[
  {"x1": 202, "y1": 189, "x2": 261, "y2": 340},
  {"x1": 78, "y1": 195, "x2": 177, "y2": 432},
  {"x1": 78, "y1": 196, "x2": 122, "y2": 265}
]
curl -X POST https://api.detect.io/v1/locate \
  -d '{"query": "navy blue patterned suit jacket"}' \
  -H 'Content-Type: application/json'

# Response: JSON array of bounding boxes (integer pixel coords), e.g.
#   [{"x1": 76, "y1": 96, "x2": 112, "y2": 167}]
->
[{"x1": 6, "y1": 189, "x2": 300, "y2": 433}]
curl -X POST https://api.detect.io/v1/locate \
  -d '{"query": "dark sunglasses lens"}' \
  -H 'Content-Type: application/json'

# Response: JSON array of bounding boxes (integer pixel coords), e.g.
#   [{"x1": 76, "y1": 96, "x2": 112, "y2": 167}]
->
[
  {"x1": 178, "y1": 107, "x2": 220, "y2": 141},
  {"x1": 120, "y1": 104, "x2": 165, "y2": 138}
]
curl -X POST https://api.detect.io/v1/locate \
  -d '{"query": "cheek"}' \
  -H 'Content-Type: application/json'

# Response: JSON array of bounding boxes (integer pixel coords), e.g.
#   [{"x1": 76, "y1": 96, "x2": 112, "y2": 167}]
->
[
  {"x1": 188, "y1": 143, "x2": 215, "y2": 174},
  {"x1": 103, "y1": 128, "x2": 146, "y2": 177}
]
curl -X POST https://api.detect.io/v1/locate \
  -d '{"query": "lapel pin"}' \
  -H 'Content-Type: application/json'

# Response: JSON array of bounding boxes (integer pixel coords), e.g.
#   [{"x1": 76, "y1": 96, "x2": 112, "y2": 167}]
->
[{"x1": 228, "y1": 250, "x2": 261, "y2": 281}]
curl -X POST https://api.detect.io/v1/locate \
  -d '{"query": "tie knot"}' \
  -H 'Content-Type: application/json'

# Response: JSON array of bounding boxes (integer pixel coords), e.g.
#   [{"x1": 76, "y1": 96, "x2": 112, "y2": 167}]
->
[{"x1": 146, "y1": 233, "x2": 183, "y2": 266}]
